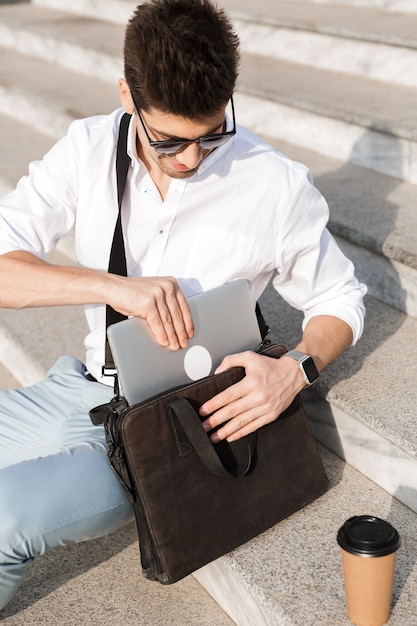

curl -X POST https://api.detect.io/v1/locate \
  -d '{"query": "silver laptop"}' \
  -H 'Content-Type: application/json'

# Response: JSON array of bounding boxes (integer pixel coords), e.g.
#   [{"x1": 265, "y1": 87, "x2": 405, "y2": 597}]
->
[{"x1": 107, "y1": 279, "x2": 262, "y2": 405}]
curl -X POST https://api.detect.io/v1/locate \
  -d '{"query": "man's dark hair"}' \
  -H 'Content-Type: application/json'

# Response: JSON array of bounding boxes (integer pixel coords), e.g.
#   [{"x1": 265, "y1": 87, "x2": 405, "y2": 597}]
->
[{"x1": 124, "y1": 0, "x2": 240, "y2": 119}]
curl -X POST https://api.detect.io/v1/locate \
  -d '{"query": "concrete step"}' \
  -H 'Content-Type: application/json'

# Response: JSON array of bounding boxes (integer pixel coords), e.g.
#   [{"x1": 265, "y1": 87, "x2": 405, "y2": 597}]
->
[
  {"x1": 32, "y1": 0, "x2": 417, "y2": 86},
  {"x1": 195, "y1": 445, "x2": 417, "y2": 625},
  {"x1": 32, "y1": 0, "x2": 417, "y2": 41},
  {"x1": 3, "y1": 40, "x2": 417, "y2": 186},
  {"x1": 0, "y1": 442, "x2": 413, "y2": 625},
  {"x1": 236, "y1": 59, "x2": 417, "y2": 184},
  {"x1": 0, "y1": 2, "x2": 124, "y2": 83},
  {"x1": 0, "y1": 242, "x2": 82, "y2": 388},
  {"x1": 0, "y1": 48, "x2": 119, "y2": 142},
  {"x1": 0, "y1": 363, "x2": 20, "y2": 392},
  {"x1": 0, "y1": 110, "x2": 55, "y2": 196},
  {"x1": 0, "y1": 303, "x2": 87, "y2": 388},
  {"x1": 223, "y1": 0, "x2": 417, "y2": 47},
  {"x1": 0, "y1": 523, "x2": 235, "y2": 625},
  {"x1": 230, "y1": 0, "x2": 417, "y2": 88},
  {"x1": 0, "y1": 442, "x2": 415, "y2": 625},
  {"x1": 2, "y1": 3, "x2": 417, "y2": 184},
  {"x1": 289, "y1": 0, "x2": 417, "y2": 12},
  {"x1": 32, "y1": 0, "x2": 136, "y2": 25}
]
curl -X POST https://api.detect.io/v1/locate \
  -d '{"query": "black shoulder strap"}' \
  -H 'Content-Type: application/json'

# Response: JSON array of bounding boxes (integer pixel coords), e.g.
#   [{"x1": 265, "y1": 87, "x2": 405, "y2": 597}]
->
[
  {"x1": 103, "y1": 112, "x2": 132, "y2": 373},
  {"x1": 103, "y1": 112, "x2": 269, "y2": 375},
  {"x1": 255, "y1": 302, "x2": 269, "y2": 343}
]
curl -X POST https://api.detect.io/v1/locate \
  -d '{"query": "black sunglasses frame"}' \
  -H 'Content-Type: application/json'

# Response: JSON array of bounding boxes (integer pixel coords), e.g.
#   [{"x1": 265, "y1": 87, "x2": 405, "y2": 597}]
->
[{"x1": 131, "y1": 94, "x2": 236, "y2": 155}]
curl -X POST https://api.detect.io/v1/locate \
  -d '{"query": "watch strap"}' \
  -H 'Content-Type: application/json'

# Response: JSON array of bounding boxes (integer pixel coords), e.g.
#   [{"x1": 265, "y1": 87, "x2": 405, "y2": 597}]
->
[
  {"x1": 285, "y1": 350, "x2": 307, "y2": 362},
  {"x1": 284, "y1": 350, "x2": 319, "y2": 386}
]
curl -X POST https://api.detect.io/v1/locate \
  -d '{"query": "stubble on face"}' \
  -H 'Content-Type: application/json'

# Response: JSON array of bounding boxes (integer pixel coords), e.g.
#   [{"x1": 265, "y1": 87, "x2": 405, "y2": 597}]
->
[{"x1": 154, "y1": 149, "x2": 213, "y2": 179}]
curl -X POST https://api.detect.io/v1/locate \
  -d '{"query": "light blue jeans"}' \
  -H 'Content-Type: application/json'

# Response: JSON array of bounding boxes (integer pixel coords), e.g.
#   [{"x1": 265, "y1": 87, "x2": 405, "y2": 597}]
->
[{"x1": 0, "y1": 356, "x2": 134, "y2": 611}]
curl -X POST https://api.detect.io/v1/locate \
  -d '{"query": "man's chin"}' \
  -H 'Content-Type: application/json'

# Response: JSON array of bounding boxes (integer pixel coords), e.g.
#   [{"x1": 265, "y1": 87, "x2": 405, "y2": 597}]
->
[
  {"x1": 164, "y1": 167, "x2": 197, "y2": 180},
  {"x1": 157, "y1": 155, "x2": 200, "y2": 179}
]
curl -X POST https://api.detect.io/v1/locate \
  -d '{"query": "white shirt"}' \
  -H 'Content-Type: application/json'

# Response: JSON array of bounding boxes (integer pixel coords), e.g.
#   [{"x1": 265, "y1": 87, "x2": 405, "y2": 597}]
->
[{"x1": 0, "y1": 108, "x2": 366, "y2": 382}]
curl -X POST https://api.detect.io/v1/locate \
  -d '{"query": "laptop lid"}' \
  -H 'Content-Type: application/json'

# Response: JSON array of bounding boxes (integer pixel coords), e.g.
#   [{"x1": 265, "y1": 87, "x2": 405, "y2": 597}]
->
[{"x1": 107, "y1": 279, "x2": 262, "y2": 405}]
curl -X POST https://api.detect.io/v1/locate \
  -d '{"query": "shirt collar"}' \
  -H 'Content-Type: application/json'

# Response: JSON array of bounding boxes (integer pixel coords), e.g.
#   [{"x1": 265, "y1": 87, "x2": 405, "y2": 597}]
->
[
  {"x1": 195, "y1": 111, "x2": 236, "y2": 176},
  {"x1": 126, "y1": 113, "x2": 140, "y2": 166}
]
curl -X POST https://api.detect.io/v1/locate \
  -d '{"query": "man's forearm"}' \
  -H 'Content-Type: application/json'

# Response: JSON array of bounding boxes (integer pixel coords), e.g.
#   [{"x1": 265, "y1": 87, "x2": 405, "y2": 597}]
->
[
  {"x1": 295, "y1": 315, "x2": 353, "y2": 372},
  {"x1": 0, "y1": 250, "x2": 110, "y2": 309}
]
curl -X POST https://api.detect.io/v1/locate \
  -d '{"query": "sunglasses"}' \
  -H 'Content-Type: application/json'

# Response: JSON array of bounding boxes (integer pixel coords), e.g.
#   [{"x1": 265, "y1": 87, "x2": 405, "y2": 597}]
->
[{"x1": 132, "y1": 94, "x2": 236, "y2": 155}]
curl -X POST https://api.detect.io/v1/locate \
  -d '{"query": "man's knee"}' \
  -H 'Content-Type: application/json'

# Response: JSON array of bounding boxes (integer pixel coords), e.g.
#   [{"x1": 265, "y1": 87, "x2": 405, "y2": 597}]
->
[
  {"x1": 0, "y1": 508, "x2": 34, "y2": 612},
  {"x1": 0, "y1": 464, "x2": 48, "y2": 563},
  {"x1": 0, "y1": 503, "x2": 33, "y2": 565}
]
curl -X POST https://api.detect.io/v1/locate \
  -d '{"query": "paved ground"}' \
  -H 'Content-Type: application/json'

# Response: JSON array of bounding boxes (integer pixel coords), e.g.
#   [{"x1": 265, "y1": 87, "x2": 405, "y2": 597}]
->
[{"x1": 0, "y1": 523, "x2": 234, "y2": 625}]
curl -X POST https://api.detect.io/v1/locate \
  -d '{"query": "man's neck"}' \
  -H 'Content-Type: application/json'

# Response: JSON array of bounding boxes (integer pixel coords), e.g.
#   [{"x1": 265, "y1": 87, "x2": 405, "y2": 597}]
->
[
  {"x1": 137, "y1": 139, "x2": 171, "y2": 201},
  {"x1": 148, "y1": 164, "x2": 172, "y2": 201}
]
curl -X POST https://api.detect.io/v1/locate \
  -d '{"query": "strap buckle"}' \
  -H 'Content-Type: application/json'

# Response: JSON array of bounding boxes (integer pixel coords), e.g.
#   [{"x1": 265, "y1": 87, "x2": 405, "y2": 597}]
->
[
  {"x1": 102, "y1": 366, "x2": 117, "y2": 378},
  {"x1": 101, "y1": 366, "x2": 122, "y2": 399}
]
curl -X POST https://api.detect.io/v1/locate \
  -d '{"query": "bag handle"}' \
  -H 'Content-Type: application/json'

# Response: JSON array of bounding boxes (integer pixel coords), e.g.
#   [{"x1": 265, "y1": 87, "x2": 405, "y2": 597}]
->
[{"x1": 168, "y1": 397, "x2": 257, "y2": 479}]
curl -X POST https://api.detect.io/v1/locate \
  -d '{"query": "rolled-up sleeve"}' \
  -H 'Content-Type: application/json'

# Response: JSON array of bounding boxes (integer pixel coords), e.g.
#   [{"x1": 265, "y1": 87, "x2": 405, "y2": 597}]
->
[
  {"x1": 0, "y1": 131, "x2": 79, "y2": 258},
  {"x1": 273, "y1": 170, "x2": 367, "y2": 345}
]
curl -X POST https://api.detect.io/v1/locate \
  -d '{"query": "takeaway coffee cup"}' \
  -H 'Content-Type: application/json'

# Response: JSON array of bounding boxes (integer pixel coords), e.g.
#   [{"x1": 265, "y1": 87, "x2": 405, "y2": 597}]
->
[{"x1": 337, "y1": 515, "x2": 401, "y2": 626}]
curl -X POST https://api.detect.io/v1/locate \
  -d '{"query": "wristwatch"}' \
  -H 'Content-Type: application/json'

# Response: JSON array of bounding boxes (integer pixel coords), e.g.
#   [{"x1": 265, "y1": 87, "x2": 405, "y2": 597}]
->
[{"x1": 283, "y1": 350, "x2": 319, "y2": 387}]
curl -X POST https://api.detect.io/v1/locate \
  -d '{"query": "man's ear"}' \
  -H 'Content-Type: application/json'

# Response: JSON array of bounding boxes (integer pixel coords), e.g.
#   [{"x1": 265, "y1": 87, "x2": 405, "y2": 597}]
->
[{"x1": 118, "y1": 78, "x2": 134, "y2": 114}]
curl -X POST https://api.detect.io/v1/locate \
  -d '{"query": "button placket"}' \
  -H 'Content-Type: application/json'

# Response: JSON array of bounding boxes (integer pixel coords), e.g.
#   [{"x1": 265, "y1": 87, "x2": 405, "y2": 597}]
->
[{"x1": 142, "y1": 179, "x2": 187, "y2": 274}]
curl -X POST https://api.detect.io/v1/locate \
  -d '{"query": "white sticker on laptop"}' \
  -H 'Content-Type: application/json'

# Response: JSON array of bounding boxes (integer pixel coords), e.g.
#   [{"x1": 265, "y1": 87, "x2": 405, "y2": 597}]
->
[{"x1": 183, "y1": 345, "x2": 213, "y2": 380}]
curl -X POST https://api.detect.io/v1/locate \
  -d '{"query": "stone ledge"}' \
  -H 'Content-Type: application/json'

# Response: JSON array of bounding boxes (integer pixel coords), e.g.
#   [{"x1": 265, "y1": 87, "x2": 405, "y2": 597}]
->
[
  {"x1": 32, "y1": 0, "x2": 417, "y2": 44},
  {"x1": 194, "y1": 446, "x2": 417, "y2": 625},
  {"x1": 0, "y1": 523, "x2": 234, "y2": 626},
  {"x1": 0, "y1": 363, "x2": 20, "y2": 391},
  {"x1": 0, "y1": 436, "x2": 415, "y2": 625},
  {"x1": 287, "y1": 0, "x2": 417, "y2": 15},
  {"x1": 238, "y1": 55, "x2": 417, "y2": 144},
  {"x1": 24, "y1": 0, "x2": 417, "y2": 93},
  {"x1": 0, "y1": 47, "x2": 120, "y2": 141},
  {"x1": 2, "y1": 2, "x2": 417, "y2": 140},
  {"x1": 0, "y1": 2, "x2": 124, "y2": 83}
]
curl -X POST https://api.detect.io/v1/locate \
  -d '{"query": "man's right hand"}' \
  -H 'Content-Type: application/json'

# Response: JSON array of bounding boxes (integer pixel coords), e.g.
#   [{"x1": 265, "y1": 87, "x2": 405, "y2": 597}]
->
[{"x1": 107, "y1": 274, "x2": 194, "y2": 350}]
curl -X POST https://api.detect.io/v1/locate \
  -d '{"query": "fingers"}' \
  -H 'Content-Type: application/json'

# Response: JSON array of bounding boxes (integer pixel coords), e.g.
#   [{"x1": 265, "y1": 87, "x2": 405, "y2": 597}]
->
[
  {"x1": 211, "y1": 413, "x2": 273, "y2": 443},
  {"x1": 149, "y1": 280, "x2": 194, "y2": 350},
  {"x1": 109, "y1": 275, "x2": 194, "y2": 350},
  {"x1": 200, "y1": 377, "x2": 275, "y2": 443},
  {"x1": 200, "y1": 352, "x2": 302, "y2": 443}
]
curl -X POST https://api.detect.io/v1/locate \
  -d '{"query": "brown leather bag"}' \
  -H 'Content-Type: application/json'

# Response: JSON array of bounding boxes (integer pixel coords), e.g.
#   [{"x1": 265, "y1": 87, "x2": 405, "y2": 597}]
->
[{"x1": 97, "y1": 343, "x2": 328, "y2": 584}]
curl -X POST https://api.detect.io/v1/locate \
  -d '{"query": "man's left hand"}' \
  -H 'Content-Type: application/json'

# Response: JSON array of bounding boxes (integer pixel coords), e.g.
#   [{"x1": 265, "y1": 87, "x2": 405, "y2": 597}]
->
[{"x1": 199, "y1": 351, "x2": 305, "y2": 443}]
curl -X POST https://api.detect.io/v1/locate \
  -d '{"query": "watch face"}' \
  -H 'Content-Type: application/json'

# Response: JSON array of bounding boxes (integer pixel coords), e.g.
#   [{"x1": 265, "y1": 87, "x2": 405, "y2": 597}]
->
[{"x1": 303, "y1": 356, "x2": 319, "y2": 383}]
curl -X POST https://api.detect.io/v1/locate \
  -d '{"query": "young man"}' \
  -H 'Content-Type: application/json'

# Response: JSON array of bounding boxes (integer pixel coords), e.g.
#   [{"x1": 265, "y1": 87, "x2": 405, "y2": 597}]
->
[{"x1": 0, "y1": 0, "x2": 366, "y2": 610}]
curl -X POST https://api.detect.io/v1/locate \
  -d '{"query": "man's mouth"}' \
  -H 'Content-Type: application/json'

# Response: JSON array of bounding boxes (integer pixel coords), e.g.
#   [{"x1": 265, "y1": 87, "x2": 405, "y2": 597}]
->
[{"x1": 165, "y1": 158, "x2": 194, "y2": 172}]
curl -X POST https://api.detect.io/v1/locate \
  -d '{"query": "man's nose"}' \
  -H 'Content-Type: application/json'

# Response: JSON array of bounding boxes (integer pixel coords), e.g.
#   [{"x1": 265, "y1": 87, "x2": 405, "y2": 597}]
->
[{"x1": 174, "y1": 142, "x2": 202, "y2": 169}]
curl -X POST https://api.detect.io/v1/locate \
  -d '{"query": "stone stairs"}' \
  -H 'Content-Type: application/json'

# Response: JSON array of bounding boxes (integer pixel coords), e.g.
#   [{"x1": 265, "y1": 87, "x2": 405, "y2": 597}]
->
[{"x1": 1, "y1": 0, "x2": 417, "y2": 624}]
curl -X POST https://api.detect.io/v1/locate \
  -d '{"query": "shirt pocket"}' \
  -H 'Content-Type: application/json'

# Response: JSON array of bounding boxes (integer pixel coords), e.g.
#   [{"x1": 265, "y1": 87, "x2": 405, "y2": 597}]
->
[{"x1": 183, "y1": 225, "x2": 256, "y2": 289}]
